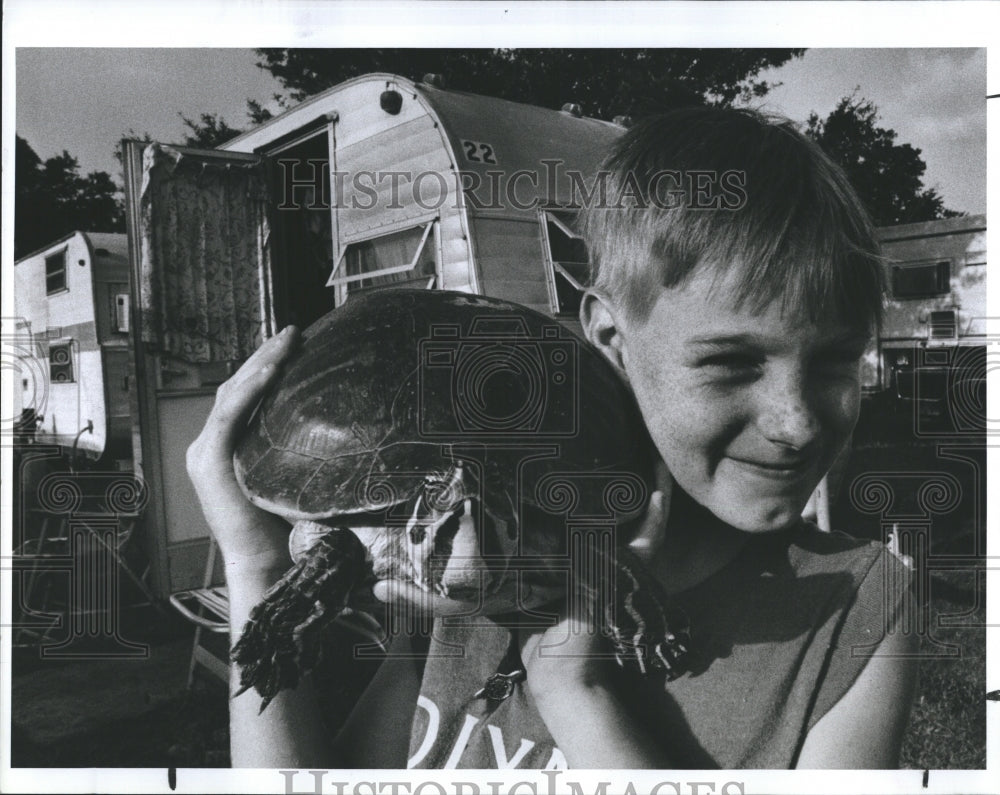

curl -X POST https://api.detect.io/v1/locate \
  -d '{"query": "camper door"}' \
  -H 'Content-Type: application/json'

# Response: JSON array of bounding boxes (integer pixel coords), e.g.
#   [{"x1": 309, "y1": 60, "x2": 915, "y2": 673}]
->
[{"x1": 121, "y1": 140, "x2": 276, "y2": 595}]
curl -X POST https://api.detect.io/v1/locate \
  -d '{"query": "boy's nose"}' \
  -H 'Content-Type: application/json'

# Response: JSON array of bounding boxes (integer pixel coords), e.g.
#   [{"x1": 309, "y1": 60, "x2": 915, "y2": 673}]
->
[{"x1": 757, "y1": 379, "x2": 822, "y2": 451}]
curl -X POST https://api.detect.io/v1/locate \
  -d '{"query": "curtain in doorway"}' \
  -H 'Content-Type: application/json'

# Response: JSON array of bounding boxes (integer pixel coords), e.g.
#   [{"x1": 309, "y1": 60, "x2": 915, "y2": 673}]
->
[{"x1": 139, "y1": 144, "x2": 272, "y2": 363}]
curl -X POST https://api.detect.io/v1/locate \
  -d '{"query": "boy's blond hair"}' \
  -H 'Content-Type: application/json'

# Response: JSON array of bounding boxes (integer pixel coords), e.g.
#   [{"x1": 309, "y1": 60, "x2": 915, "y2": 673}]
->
[{"x1": 582, "y1": 106, "x2": 886, "y2": 333}]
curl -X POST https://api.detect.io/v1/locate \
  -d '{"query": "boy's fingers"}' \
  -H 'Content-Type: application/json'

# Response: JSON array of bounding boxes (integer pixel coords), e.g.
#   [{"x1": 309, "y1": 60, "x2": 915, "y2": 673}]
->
[
  {"x1": 245, "y1": 324, "x2": 299, "y2": 365},
  {"x1": 225, "y1": 325, "x2": 299, "y2": 394},
  {"x1": 201, "y1": 327, "x2": 299, "y2": 453},
  {"x1": 212, "y1": 362, "x2": 278, "y2": 427},
  {"x1": 654, "y1": 458, "x2": 672, "y2": 495},
  {"x1": 629, "y1": 462, "x2": 672, "y2": 562},
  {"x1": 628, "y1": 491, "x2": 663, "y2": 557},
  {"x1": 199, "y1": 363, "x2": 280, "y2": 456}
]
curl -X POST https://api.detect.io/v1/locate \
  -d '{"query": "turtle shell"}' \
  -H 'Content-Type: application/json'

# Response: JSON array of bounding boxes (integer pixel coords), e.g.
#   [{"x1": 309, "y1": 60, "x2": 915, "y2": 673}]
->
[{"x1": 234, "y1": 289, "x2": 654, "y2": 531}]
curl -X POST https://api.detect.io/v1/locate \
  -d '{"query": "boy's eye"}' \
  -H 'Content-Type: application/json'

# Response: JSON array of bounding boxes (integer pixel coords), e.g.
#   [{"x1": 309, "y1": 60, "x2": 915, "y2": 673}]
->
[{"x1": 699, "y1": 353, "x2": 763, "y2": 376}]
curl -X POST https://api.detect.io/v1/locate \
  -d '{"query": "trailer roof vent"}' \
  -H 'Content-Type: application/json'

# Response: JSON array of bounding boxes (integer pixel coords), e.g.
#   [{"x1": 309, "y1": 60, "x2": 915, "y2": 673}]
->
[
  {"x1": 561, "y1": 103, "x2": 583, "y2": 118},
  {"x1": 422, "y1": 73, "x2": 447, "y2": 90},
  {"x1": 380, "y1": 89, "x2": 403, "y2": 115},
  {"x1": 612, "y1": 115, "x2": 634, "y2": 128}
]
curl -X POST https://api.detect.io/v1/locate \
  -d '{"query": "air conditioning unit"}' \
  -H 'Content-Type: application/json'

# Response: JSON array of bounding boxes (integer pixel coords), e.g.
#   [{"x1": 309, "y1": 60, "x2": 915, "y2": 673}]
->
[{"x1": 928, "y1": 310, "x2": 957, "y2": 343}]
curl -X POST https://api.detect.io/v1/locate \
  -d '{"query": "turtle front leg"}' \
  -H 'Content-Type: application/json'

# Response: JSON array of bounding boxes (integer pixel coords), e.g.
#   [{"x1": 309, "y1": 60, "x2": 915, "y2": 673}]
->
[
  {"x1": 231, "y1": 525, "x2": 367, "y2": 712},
  {"x1": 603, "y1": 545, "x2": 691, "y2": 680}
]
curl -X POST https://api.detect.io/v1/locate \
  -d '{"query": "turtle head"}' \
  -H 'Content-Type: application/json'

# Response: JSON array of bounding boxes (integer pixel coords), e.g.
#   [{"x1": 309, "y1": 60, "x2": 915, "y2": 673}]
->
[
  {"x1": 286, "y1": 461, "x2": 517, "y2": 604},
  {"x1": 391, "y1": 461, "x2": 522, "y2": 600}
]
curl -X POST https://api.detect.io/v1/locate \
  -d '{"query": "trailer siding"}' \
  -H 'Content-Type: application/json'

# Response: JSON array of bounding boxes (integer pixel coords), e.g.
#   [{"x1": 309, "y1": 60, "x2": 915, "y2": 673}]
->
[
  {"x1": 221, "y1": 74, "x2": 625, "y2": 304},
  {"x1": 224, "y1": 74, "x2": 427, "y2": 154},
  {"x1": 439, "y1": 212, "x2": 474, "y2": 292}
]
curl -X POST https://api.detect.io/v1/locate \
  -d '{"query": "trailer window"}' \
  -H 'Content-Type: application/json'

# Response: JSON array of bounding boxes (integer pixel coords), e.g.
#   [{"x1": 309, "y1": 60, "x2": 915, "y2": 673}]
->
[
  {"x1": 891, "y1": 260, "x2": 950, "y2": 299},
  {"x1": 540, "y1": 210, "x2": 590, "y2": 316},
  {"x1": 328, "y1": 223, "x2": 436, "y2": 296},
  {"x1": 46, "y1": 250, "x2": 67, "y2": 294}
]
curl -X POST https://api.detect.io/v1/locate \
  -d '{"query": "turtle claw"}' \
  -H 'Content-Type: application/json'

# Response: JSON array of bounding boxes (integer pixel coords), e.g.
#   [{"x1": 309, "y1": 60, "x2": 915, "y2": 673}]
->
[
  {"x1": 602, "y1": 546, "x2": 692, "y2": 681},
  {"x1": 610, "y1": 630, "x2": 690, "y2": 680},
  {"x1": 408, "y1": 572, "x2": 449, "y2": 598},
  {"x1": 651, "y1": 635, "x2": 690, "y2": 680}
]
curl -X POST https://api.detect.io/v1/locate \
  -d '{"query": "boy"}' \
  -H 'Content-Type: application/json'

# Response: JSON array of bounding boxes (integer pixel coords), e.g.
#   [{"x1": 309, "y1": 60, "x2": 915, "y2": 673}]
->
[{"x1": 187, "y1": 106, "x2": 916, "y2": 768}]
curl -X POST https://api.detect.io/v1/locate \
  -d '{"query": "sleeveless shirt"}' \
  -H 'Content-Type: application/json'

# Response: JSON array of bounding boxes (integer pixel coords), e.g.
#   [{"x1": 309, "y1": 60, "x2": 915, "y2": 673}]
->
[{"x1": 404, "y1": 523, "x2": 912, "y2": 769}]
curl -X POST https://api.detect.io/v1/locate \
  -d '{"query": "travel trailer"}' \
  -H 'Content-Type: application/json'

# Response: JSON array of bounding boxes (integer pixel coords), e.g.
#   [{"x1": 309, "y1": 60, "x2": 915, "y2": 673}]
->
[
  {"x1": 120, "y1": 72, "x2": 627, "y2": 596},
  {"x1": 12, "y1": 231, "x2": 132, "y2": 462},
  {"x1": 865, "y1": 214, "x2": 987, "y2": 436}
]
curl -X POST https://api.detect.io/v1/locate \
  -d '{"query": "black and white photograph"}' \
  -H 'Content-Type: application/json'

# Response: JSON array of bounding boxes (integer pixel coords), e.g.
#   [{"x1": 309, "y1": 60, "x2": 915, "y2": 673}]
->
[{"x1": 1, "y1": 2, "x2": 996, "y2": 793}]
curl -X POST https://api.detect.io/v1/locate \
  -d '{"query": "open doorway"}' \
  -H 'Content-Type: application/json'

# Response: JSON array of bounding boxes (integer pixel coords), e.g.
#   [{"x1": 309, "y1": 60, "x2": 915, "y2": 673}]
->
[{"x1": 268, "y1": 132, "x2": 336, "y2": 330}]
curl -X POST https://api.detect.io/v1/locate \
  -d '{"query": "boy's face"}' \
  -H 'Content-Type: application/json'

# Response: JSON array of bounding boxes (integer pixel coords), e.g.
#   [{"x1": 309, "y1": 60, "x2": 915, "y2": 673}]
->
[{"x1": 613, "y1": 264, "x2": 869, "y2": 533}]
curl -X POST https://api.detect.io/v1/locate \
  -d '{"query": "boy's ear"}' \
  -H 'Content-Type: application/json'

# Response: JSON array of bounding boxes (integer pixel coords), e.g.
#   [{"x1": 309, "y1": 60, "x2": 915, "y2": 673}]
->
[{"x1": 580, "y1": 290, "x2": 628, "y2": 378}]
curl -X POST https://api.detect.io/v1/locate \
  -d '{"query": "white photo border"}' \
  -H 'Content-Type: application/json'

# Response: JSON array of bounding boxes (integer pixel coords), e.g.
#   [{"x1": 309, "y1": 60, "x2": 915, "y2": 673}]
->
[{"x1": 2, "y1": 2, "x2": 997, "y2": 793}]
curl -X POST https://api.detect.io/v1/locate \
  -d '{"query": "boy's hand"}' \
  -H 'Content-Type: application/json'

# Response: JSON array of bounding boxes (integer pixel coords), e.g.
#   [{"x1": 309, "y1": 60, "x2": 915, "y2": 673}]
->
[
  {"x1": 520, "y1": 458, "x2": 672, "y2": 684},
  {"x1": 516, "y1": 460, "x2": 673, "y2": 768},
  {"x1": 627, "y1": 458, "x2": 673, "y2": 565},
  {"x1": 186, "y1": 326, "x2": 300, "y2": 576}
]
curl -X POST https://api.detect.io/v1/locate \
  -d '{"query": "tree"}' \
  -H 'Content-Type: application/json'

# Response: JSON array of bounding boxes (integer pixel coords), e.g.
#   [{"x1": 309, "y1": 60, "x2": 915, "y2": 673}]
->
[
  {"x1": 179, "y1": 112, "x2": 244, "y2": 148},
  {"x1": 180, "y1": 48, "x2": 802, "y2": 152},
  {"x1": 15, "y1": 136, "x2": 125, "y2": 259},
  {"x1": 806, "y1": 95, "x2": 960, "y2": 226},
  {"x1": 251, "y1": 48, "x2": 805, "y2": 120}
]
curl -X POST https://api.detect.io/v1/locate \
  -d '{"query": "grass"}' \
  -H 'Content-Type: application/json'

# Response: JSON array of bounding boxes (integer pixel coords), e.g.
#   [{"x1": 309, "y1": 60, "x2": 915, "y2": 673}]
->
[
  {"x1": 12, "y1": 678, "x2": 231, "y2": 768},
  {"x1": 899, "y1": 568, "x2": 986, "y2": 769}
]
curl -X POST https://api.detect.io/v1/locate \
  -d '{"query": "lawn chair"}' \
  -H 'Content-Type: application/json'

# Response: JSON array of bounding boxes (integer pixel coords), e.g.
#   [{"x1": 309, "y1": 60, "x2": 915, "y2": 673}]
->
[
  {"x1": 168, "y1": 538, "x2": 230, "y2": 687},
  {"x1": 168, "y1": 538, "x2": 389, "y2": 690}
]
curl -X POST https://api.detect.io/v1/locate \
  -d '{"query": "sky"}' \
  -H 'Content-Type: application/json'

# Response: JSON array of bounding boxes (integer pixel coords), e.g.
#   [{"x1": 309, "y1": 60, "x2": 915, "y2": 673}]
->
[
  {"x1": 13, "y1": 47, "x2": 988, "y2": 216},
  {"x1": 753, "y1": 48, "x2": 986, "y2": 216}
]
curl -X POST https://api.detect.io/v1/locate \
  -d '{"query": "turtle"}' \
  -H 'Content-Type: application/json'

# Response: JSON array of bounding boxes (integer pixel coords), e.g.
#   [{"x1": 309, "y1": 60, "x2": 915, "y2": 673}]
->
[{"x1": 231, "y1": 289, "x2": 691, "y2": 712}]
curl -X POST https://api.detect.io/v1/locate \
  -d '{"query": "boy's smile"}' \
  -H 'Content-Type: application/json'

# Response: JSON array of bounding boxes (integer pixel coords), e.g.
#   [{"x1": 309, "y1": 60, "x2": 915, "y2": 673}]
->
[{"x1": 604, "y1": 265, "x2": 869, "y2": 534}]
